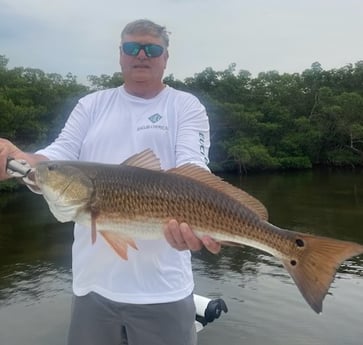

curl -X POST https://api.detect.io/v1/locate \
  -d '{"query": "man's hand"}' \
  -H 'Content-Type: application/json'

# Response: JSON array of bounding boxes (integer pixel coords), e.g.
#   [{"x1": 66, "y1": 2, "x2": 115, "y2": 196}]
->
[
  {"x1": 0, "y1": 138, "x2": 23, "y2": 181},
  {"x1": 0, "y1": 138, "x2": 48, "y2": 181},
  {"x1": 164, "y1": 219, "x2": 221, "y2": 254}
]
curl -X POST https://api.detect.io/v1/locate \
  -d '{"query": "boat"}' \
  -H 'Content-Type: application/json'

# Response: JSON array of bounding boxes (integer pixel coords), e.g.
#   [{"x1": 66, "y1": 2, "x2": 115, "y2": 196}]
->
[{"x1": 194, "y1": 294, "x2": 228, "y2": 332}]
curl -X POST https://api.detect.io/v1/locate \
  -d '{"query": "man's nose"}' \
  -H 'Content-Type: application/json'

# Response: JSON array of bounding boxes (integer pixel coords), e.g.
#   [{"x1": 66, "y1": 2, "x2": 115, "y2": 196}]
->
[{"x1": 136, "y1": 48, "x2": 148, "y2": 59}]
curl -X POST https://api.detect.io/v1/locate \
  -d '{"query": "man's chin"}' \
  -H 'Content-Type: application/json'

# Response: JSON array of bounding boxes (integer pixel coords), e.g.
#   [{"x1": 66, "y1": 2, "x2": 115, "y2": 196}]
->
[{"x1": 132, "y1": 72, "x2": 152, "y2": 82}]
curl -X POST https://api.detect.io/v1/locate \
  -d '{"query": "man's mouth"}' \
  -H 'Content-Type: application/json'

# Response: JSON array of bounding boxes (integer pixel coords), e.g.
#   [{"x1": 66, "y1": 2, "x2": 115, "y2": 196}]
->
[{"x1": 133, "y1": 64, "x2": 150, "y2": 69}]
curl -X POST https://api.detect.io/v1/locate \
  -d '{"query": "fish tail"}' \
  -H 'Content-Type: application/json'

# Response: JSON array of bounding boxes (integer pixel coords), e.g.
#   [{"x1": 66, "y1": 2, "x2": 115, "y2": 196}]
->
[{"x1": 281, "y1": 232, "x2": 363, "y2": 313}]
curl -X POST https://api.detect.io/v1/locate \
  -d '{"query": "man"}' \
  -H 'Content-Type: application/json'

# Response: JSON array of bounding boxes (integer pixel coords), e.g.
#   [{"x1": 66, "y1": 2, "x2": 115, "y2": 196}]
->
[{"x1": 0, "y1": 19, "x2": 220, "y2": 344}]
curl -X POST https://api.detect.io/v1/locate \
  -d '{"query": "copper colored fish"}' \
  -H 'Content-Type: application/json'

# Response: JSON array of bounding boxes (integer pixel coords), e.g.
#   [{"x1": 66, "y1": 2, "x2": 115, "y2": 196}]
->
[{"x1": 32, "y1": 149, "x2": 363, "y2": 313}]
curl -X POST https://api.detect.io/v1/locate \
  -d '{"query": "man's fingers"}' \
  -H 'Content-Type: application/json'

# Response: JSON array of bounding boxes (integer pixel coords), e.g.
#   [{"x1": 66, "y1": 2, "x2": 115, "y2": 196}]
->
[
  {"x1": 164, "y1": 219, "x2": 221, "y2": 253},
  {"x1": 201, "y1": 236, "x2": 222, "y2": 254},
  {"x1": 164, "y1": 220, "x2": 202, "y2": 251},
  {"x1": 164, "y1": 219, "x2": 184, "y2": 249},
  {"x1": 179, "y1": 222, "x2": 203, "y2": 251}
]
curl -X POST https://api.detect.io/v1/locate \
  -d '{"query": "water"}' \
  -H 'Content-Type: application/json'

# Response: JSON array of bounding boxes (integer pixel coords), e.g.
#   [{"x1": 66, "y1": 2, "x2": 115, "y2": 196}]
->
[{"x1": 1, "y1": 169, "x2": 363, "y2": 345}]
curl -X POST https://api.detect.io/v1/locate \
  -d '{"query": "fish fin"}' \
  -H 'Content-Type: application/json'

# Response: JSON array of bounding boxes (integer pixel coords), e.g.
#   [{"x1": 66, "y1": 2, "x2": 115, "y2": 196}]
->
[
  {"x1": 282, "y1": 232, "x2": 363, "y2": 314},
  {"x1": 168, "y1": 164, "x2": 268, "y2": 221},
  {"x1": 122, "y1": 149, "x2": 161, "y2": 171},
  {"x1": 99, "y1": 231, "x2": 138, "y2": 260}
]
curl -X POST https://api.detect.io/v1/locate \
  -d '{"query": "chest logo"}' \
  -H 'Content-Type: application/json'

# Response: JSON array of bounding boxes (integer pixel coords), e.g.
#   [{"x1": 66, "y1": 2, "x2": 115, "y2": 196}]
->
[{"x1": 148, "y1": 113, "x2": 162, "y2": 123}]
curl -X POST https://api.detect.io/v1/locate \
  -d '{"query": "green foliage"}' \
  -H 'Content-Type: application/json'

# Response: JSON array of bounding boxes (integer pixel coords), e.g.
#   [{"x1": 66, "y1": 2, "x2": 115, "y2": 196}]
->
[
  {"x1": 227, "y1": 139, "x2": 278, "y2": 173},
  {"x1": 0, "y1": 55, "x2": 89, "y2": 147},
  {"x1": 181, "y1": 61, "x2": 363, "y2": 173},
  {"x1": 326, "y1": 148, "x2": 362, "y2": 166},
  {"x1": 88, "y1": 72, "x2": 123, "y2": 90},
  {"x1": 277, "y1": 156, "x2": 312, "y2": 169},
  {"x1": 1, "y1": 55, "x2": 363, "y2": 174},
  {"x1": 0, "y1": 179, "x2": 21, "y2": 192}
]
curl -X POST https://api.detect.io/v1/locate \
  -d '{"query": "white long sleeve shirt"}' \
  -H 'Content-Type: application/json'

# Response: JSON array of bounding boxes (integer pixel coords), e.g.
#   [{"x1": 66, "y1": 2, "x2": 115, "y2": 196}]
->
[{"x1": 36, "y1": 85, "x2": 210, "y2": 304}]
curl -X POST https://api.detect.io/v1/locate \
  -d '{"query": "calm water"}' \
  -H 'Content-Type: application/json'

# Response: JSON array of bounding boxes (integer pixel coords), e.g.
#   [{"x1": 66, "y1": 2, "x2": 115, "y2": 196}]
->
[{"x1": 0, "y1": 169, "x2": 363, "y2": 345}]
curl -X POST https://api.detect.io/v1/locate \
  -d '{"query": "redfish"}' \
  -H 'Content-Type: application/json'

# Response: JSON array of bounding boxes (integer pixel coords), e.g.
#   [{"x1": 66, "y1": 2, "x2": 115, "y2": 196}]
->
[{"x1": 32, "y1": 149, "x2": 363, "y2": 313}]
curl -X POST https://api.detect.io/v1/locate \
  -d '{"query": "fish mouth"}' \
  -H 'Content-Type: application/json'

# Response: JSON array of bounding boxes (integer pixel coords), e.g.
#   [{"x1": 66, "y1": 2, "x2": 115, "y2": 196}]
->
[
  {"x1": 22, "y1": 169, "x2": 42, "y2": 194},
  {"x1": 33, "y1": 168, "x2": 49, "y2": 194}
]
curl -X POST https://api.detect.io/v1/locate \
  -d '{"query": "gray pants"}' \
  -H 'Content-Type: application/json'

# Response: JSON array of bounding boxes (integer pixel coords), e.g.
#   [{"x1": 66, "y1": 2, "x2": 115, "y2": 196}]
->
[{"x1": 67, "y1": 292, "x2": 197, "y2": 345}]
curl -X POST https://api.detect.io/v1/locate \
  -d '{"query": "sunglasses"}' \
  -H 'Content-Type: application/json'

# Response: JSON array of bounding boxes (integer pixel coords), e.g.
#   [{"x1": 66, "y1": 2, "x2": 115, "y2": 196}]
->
[{"x1": 121, "y1": 42, "x2": 164, "y2": 58}]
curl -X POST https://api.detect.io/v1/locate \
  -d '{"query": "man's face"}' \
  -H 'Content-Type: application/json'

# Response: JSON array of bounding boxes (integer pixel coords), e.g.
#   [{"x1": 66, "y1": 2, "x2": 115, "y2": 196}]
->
[{"x1": 119, "y1": 34, "x2": 169, "y2": 84}]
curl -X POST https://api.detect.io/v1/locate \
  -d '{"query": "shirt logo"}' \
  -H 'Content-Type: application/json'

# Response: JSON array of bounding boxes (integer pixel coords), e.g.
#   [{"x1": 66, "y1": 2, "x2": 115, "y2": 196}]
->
[
  {"x1": 137, "y1": 113, "x2": 168, "y2": 132},
  {"x1": 148, "y1": 113, "x2": 162, "y2": 123}
]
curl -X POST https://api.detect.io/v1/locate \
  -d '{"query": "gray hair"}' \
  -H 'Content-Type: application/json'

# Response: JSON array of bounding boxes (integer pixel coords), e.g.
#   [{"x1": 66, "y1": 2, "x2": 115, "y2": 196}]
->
[{"x1": 121, "y1": 19, "x2": 170, "y2": 47}]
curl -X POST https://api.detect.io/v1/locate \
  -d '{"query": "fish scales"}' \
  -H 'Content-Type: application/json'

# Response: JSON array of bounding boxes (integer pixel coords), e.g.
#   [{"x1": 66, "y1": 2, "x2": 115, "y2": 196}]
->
[{"x1": 90, "y1": 164, "x2": 278, "y2": 247}]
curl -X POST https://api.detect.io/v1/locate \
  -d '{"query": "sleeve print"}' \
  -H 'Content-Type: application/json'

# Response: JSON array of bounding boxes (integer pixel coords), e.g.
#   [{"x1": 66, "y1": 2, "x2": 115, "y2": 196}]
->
[{"x1": 175, "y1": 95, "x2": 210, "y2": 169}]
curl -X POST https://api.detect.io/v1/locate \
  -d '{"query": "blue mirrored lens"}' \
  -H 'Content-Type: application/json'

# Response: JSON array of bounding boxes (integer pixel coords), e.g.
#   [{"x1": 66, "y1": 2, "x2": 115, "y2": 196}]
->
[
  {"x1": 122, "y1": 42, "x2": 164, "y2": 57},
  {"x1": 144, "y1": 44, "x2": 164, "y2": 57}
]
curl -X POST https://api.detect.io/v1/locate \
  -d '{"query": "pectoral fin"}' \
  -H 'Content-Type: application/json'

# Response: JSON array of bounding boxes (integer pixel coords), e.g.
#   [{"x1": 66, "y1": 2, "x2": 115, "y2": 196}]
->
[{"x1": 100, "y1": 231, "x2": 138, "y2": 260}]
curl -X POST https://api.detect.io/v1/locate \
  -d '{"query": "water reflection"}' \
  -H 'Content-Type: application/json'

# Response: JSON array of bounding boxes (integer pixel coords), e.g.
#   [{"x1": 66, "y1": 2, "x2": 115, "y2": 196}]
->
[
  {"x1": 223, "y1": 169, "x2": 363, "y2": 242},
  {"x1": 0, "y1": 188, "x2": 73, "y2": 306},
  {"x1": 1, "y1": 169, "x2": 363, "y2": 345},
  {"x1": 0, "y1": 261, "x2": 71, "y2": 307}
]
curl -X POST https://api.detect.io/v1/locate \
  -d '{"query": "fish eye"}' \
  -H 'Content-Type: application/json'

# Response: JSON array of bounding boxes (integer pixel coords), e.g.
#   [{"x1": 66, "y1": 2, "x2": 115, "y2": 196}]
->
[{"x1": 47, "y1": 164, "x2": 57, "y2": 171}]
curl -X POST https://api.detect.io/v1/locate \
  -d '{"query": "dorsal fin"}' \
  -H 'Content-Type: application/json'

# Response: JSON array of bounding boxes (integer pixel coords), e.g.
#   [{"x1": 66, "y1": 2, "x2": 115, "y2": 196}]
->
[
  {"x1": 168, "y1": 164, "x2": 269, "y2": 221},
  {"x1": 122, "y1": 149, "x2": 162, "y2": 171}
]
